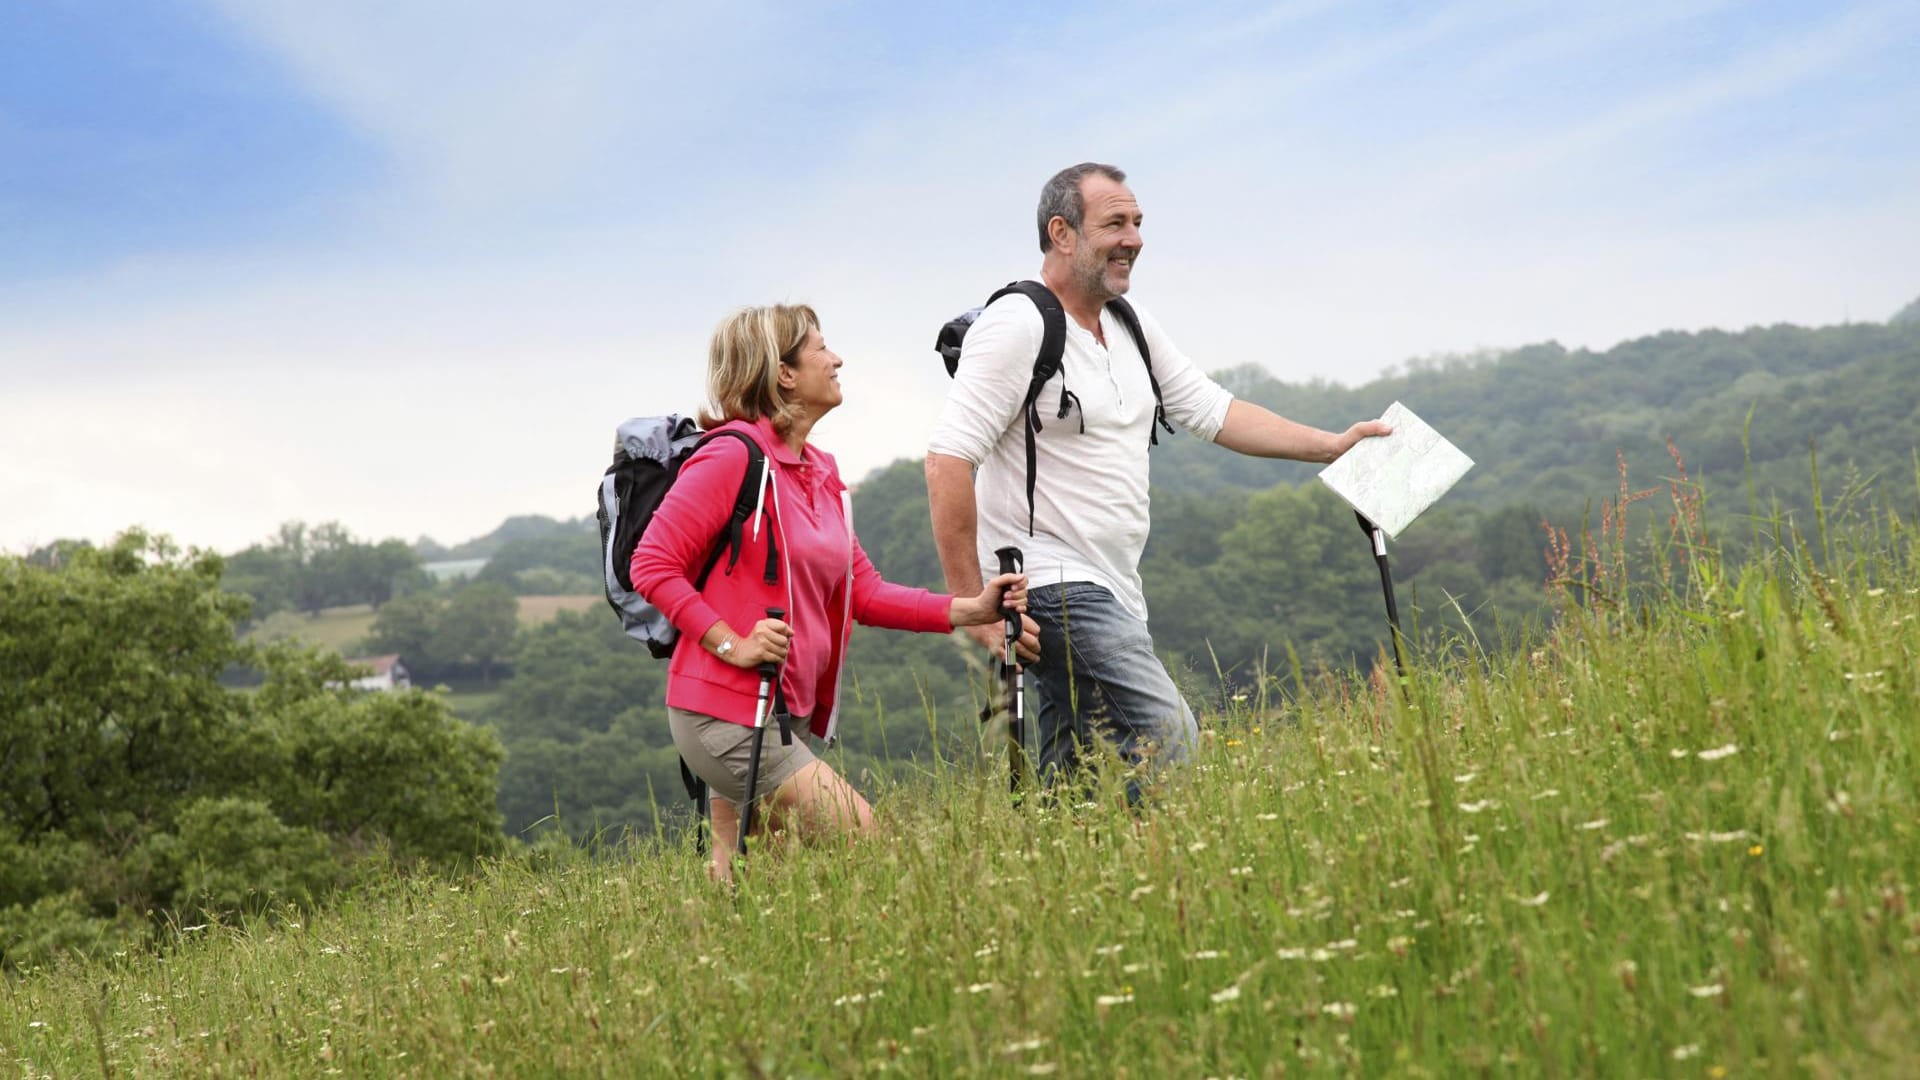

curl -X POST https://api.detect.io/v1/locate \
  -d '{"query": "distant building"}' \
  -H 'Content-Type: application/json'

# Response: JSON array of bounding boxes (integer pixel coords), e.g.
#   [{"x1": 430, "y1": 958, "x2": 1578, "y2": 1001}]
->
[
  {"x1": 345, "y1": 654, "x2": 412, "y2": 693},
  {"x1": 423, "y1": 557, "x2": 488, "y2": 583}
]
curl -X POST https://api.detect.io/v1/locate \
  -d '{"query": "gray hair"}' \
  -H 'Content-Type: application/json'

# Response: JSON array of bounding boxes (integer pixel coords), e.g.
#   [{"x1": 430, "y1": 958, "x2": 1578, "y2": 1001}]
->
[{"x1": 1037, "y1": 162, "x2": 1127, "y2": 253}]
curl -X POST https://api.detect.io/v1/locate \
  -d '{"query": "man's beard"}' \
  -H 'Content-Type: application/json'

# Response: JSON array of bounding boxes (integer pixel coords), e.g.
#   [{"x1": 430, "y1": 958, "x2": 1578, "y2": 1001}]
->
[{"x1": 1073, "y1": 246, "x2": 1130, "y2": 301}]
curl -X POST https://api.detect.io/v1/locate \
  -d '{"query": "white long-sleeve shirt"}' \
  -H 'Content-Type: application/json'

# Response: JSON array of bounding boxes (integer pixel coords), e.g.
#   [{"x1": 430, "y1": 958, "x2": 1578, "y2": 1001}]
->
[{"x1": 927, "y1": 289, "x2": 1234, "y2": 621}]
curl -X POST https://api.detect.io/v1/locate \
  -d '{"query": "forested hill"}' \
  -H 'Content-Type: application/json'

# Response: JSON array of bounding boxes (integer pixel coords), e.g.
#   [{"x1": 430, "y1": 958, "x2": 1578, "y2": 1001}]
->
[
  {"x1": 852, "y1": 315, "x2": 1920, "y2": 602},
  {"x1": 1147, "y1": 317, "x2": 1920, "y2": 517}
]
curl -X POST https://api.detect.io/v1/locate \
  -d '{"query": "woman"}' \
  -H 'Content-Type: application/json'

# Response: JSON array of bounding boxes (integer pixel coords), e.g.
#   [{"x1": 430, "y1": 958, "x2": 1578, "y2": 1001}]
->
[{"x1": 630, "y1": 304, "x2": 1026, "y2": 879}]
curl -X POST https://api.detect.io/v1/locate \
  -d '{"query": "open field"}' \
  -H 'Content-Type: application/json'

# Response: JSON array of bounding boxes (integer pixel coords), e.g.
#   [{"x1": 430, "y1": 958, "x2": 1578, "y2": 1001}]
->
[
  {"x1": 245, "y1": 595, "x2": 602, "y2": 656},
  {"x1": 244, "y1": 604, "x2": 381, "y2": 653},
  {"x1": 7, "y1": 505, "x2": 1917, "y2": 1076},
  {"x1": 515, "y1": 594, "x2": 601, "y2": 626}
]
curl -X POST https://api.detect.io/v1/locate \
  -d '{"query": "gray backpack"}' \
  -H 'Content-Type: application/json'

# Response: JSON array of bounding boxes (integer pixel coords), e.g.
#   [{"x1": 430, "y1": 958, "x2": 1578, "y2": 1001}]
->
[{"x1": 595, "y1": 416, "x2": 773, "y2": 658}]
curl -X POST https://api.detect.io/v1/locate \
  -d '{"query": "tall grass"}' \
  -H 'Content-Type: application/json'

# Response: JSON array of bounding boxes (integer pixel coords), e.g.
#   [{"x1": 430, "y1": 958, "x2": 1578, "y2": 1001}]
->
[{"x1": 5, "y1": 482, "x2": 1917, "y2": 1077}]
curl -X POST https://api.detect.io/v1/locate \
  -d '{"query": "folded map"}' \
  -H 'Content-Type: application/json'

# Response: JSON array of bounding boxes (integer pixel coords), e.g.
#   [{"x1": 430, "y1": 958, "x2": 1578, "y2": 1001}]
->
[{"x1": 1317, "y1": 401, "x2": 1472, "y2": 540}]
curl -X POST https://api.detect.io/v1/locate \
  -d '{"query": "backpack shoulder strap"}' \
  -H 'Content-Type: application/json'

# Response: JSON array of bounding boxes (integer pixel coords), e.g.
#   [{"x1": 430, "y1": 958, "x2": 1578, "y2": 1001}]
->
[
  {"x1": 985, "y1": 280, "x2": 1068, "y2": 537},
  {"x1": 1106, "y1": 297, "x2": 1174, "y2": 445},
  {"x1": 690, "y1": 429, "x2": 777, "y2": 589}
]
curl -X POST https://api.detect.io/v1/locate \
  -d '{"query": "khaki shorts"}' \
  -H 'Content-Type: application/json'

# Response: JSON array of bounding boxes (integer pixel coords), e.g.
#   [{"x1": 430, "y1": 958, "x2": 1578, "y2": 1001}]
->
[{"x1": 668, "y1": 705, "x2": 817, "y2": 807}]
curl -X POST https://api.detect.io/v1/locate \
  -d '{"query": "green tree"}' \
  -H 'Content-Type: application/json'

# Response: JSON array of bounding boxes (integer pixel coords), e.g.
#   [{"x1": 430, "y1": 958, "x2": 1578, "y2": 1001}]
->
[
  {"x1": 476, "y1": 530, "x2": 601, "y2": 596},
  {"x1": 1, "y1": 531, "x2": 250, "y2": 842},
  {"x1": 494, "y1": 610, "x2": 664, "y2": 743},
  {"x1": 438, "y1": 581, "x2": 519, "y2": 683},
  {"x1": 0, "y1": 533, "x2": 505, "y2": 968},
  {"x1": 1474, "y1": 503, "x2": 1547, "y2": 584},
  {"x1": 362, "y1": 591, "x2": 445, "y2": 672},
  {"x1": 487, "y1": 610, "x2": 681, "y2": 839},
  {"x1": 248, "y1": 647, "x2": 505, "y2": 863},
  {"x1": 1205, "y1": 484, "x2": 1384, "y2": 678}
]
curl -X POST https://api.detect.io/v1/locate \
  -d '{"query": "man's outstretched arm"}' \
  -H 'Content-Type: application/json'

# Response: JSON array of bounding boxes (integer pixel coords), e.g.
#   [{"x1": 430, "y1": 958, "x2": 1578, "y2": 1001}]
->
[{"x1": 1212, "y1": 400, "x2": 1391, "y2": 463}]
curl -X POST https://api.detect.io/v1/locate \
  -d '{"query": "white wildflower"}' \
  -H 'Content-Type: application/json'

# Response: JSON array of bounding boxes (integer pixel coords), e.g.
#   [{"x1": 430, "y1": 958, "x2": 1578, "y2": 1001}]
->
[
  {"x1": 1577, "y1": 818, "x2": 1609, "y2": 831},
  {"x1": 1685, "y1": 830, "x2": 1751, "y2": 844},
  {"x1": 1696, "y1": 743, "x2": 1739, "y2": 762},
  {"x1": 1454, "y1": 771, "x2": 1477, "y2": 784},
  {"x1": 1276, "y1": 947, "x2": 1307, "y2": 960},
  {"x1": 1002, "y1": 1037, "x2": 1046, "y2": 1054},
  {"x1": 1532, "y1": 788, "x2": 1561, "y2": 800},
  {"x1": 1687, "y1": 983, "x2": 1724, "y2": 998},
  {"x1": 1516, "y1": 891, "x2": 1550, "y2": 907},
  {"x1": 1094, "y1": 993, "x2": 1134, "y2": 1006},
  {"x1": 1128, "y1": 885, "x2": 1156, "y2": 900},
  {"x1": 964, "y1": 982, "x2": 997, "y2": 994},
  {"x1": 1669, "y1": 748, "x2": 1689, "y2": 759},
  {"x1": 1458, "y1": 799, "x2": 1493, "y2": 814},
  {"x1": 1210, "y1": 985, "x2": 1242, "y2": 1003},
  {"x1": 1368, "y1": 984, "x2": 1399, "y2": 998},
  {"x1": 1094, "y1": 944, "x2": 1124, "y2": 956},
  {"x1": 1256, "y1": 812, "x2": 1280, "y2": 821},
  {"x1": 1321, "y1": 1001, "x2": 1357, "y2": 1019},
  {"x1": 1189, "y1": 950, "x2": 1224, "y2": 960},
  {"x1": 1672, "y1": 1044, "x2": 1701, "y2": 1060}
]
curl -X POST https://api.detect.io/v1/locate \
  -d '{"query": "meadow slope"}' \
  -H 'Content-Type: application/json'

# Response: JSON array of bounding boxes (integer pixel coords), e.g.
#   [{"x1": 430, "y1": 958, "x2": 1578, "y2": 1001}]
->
[{"x1": 4, "y1": 510, "x2": 1917, "y2": 1078}]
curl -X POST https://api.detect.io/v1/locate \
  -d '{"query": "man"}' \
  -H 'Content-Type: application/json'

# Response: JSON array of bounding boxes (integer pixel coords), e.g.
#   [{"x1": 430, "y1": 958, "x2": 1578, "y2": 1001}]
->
[{"x1": 925, "y1": 162, "x2": 1389, "y2": 795}]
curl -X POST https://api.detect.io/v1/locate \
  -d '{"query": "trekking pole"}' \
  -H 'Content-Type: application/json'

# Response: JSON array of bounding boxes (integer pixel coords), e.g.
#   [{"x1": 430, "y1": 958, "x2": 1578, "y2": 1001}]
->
[
  {"x1": 993, "y1": 546, "x2": 1029, "y2": 792},
  {"x1": 1354, "y1": 512, "x2": 1407, "y2": 680},
  {"x1": 737, "y1": 606, "x2": 786, "y2": 858}
]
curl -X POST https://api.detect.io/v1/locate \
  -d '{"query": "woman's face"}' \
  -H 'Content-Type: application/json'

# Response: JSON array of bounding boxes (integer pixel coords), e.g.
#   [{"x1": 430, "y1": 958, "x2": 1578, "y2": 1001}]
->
[{"x1": 780, "y1": 325, "x2": 844, "y2": 418}]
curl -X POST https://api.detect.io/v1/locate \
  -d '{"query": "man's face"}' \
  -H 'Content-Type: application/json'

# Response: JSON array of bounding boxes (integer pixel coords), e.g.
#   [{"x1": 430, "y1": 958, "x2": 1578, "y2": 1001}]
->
[{"x1": 1064, "y1": 175, "x2": 1142, "y2": 300}]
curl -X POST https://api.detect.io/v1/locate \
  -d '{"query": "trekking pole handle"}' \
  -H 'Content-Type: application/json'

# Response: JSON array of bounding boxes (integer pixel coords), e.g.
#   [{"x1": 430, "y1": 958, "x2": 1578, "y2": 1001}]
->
[
  {"x1": 993, "y1": 547, "x2": 1024, "y2": 625},
  {"x1": 757, "y1": 607, "x2": 786, "y2": 679}
]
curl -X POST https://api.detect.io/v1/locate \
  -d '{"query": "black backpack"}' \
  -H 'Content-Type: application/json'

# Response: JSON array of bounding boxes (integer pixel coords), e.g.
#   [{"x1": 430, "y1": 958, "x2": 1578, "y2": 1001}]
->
[
  {"x1": 936, "y1": 280, "x2": 1174, "y2": 535},
  {"x1": 596, "y1": 415, "x2": 777, "y2": 659}
]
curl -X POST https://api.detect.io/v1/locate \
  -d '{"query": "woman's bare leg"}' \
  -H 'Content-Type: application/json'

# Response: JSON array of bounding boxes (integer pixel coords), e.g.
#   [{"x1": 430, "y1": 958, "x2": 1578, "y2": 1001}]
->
[
  {"x1": 706, "y1": 795, "x2": 741, "y2": 882},
  {"x1": 768, "y1": 760, "x2": 874, "y2": 840}
]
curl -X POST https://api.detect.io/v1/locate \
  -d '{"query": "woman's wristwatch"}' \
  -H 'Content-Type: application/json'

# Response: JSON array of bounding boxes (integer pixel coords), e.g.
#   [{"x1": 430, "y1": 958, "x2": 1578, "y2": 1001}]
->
[{"x1": 715, "y1": 637, "x2": 735, "y2": 660}]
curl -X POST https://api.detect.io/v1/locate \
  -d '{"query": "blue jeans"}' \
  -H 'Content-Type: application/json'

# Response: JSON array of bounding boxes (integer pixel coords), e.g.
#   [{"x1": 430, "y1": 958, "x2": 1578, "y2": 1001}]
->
[{"x1": 1025, "y1": 582, "x2": 1198, "y2": 799}]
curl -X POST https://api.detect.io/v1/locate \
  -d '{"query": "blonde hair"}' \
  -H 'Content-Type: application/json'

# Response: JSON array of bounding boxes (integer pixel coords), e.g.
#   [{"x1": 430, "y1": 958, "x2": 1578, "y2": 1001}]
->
[{"x1": 699, "y1": 304, "x2": 819, "y2": 434}]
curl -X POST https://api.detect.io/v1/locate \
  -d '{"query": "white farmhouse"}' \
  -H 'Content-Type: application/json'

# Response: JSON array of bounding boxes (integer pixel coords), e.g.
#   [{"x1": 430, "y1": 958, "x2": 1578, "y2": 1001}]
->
[{"x1": 345, "y1": 654, "x2": 412, "y2": 693}]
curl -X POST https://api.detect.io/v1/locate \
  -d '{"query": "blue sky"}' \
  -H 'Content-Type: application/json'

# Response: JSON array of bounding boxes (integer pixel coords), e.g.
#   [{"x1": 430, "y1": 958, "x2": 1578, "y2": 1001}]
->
[{"x1": 3, "y1": 1, "x2": 1917, "y2": 553}]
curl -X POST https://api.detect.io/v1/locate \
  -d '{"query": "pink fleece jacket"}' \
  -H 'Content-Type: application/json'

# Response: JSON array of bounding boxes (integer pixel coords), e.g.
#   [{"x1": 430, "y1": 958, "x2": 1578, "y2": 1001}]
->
[{"x1": 628, "y1": 417, "x2": 954, "y2": 741}]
